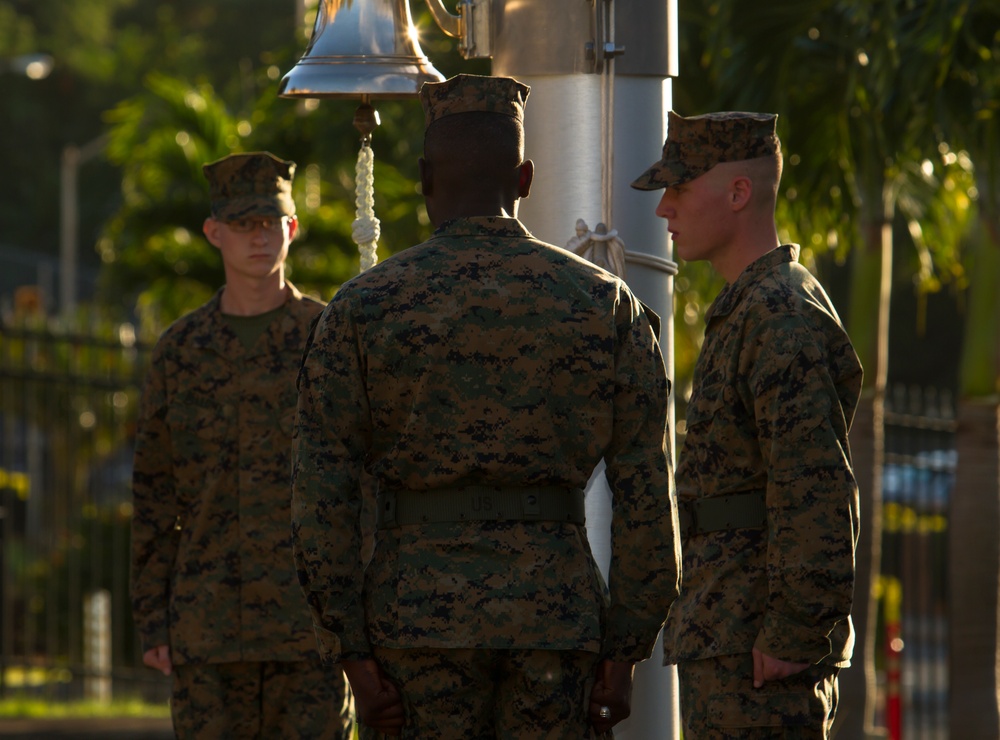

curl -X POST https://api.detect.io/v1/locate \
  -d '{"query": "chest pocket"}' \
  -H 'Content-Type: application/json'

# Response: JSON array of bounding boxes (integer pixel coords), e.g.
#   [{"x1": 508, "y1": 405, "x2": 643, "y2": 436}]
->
[
  {"x1": 166, "y1": 391, "x2": 234, "y2": 462},
  {"x1": 684, "y1": 382, "x2": 727, "y2": 433},
  {"x1": 681, "y1": 382, "x2": 761, "y2": 489}
]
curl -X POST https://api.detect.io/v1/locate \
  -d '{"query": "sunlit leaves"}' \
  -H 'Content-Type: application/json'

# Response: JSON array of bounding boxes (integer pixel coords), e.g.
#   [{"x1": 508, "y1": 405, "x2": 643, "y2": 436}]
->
[{"x1": 675, "y1": 0, "x2": 996, "y2": 386}]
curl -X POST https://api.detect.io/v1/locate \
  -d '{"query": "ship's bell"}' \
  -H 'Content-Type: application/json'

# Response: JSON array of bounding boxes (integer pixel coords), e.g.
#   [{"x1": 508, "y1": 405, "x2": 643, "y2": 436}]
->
[{"x1": 280, "y1": 0, "x2": 445, "y2": 99}]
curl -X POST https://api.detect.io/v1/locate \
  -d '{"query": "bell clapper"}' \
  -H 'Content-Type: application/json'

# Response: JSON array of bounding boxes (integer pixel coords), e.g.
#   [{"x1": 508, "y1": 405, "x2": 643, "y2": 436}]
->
[{"x1": 353, "y1": 97, "x2": 380, "y2": 146}]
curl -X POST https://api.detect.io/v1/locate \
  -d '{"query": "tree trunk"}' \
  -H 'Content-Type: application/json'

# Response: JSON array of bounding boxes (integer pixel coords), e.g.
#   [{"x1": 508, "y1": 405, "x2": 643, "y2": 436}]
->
[
  {"x1": 949, "y1": 399, "x2": 1000, "y2": 738},
  {"x1": 949, "y1": 175, "x2": 1000, "y2": 738},
  {"x1": 847, "y1": 229, "x2": 884, "y2": 389},
  {"x1": 958, "y1": 206, "x2": 1000, "y2": 399},
  {"x1": 835, "y1": 392, "x2": 888, "y2": 739},
  {"x1": 838, "y1": 185, "x2": 894, "y2": 737}
]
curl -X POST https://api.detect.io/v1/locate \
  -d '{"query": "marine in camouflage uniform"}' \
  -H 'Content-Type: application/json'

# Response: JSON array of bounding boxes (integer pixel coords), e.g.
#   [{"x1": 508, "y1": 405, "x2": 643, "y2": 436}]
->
[
  {"x1": 130, "y1": 152, "x2": 352, "y2": 739},
  {"x1": 293, "y1": 74, "x2": 681, "y2": 739},
  {"x1": 633, "y1": 112, "x2": 863, "y2": 738}
]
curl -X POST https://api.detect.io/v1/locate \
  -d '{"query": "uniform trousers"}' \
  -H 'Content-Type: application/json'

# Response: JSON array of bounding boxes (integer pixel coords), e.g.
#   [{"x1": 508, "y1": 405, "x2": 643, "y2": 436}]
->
[
  {"x1": 171, "y1": 659, "x2": 352, "y2": 739},
  {"x1": 678, "y1": 652, "x2": 839, "y2": 739},
  {"x1": 364, "y1": 646, "x2": 613, "y2": 740}
]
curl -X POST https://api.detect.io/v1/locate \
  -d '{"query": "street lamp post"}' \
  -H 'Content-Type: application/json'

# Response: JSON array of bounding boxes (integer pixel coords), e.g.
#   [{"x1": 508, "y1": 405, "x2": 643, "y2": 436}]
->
[
  {"x1": 6, "y1": 50, "x2": 98, "y2": 321},
  {"x1": 59, "y1": 134, "x2": 108, "y2": 320}
]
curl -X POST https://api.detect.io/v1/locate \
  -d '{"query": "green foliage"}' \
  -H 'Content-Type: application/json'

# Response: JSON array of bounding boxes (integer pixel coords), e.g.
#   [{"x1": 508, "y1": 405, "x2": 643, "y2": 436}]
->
[
  {"x1": 3, "y1": 0, "x2": 998, "y2": 383},
  {"x1": 681, "y1": 0, "x2": 976, "y2": 275},
  {"x1": 0, "y1": 0, "x2": 301, "y2": 281},
  {"x1": 671, "y1": 262, "x2": 724, "y2": 405},
  {"x1": 0, "y1": 696, "x2": 169, "y2": 718},
  {"x1": 78, "y1": 4, "x2": 488, "y2": 335},
  {"x1": 94, "y1": 68, "x2": 437, "y2": 334},
  {"x1": 676, "y1": 0, "x2": 994, "y2": 389},
  {"x1": 97, "y1": 74, "x2": 247, "y2": 329}
]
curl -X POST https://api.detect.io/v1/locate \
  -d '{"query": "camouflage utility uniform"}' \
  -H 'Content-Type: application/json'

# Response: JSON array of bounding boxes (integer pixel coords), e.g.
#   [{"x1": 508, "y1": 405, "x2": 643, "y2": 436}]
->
[
  {"x1": 668, "y1": 245, "x2": 862, "y2": 735},
  {"x1": 293, "y1": 216, "x2": 680, "y2": 738},
  {"x1": 131, "y1": 285, "x2": 351, "y2": 738}
]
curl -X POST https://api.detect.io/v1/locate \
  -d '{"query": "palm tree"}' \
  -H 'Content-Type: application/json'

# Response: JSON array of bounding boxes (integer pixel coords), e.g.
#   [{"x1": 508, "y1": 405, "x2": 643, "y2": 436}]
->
[
  {"x1": 928, "y1": 3, "x2": 1000, "y2": 736},
  {"x1": 96, "y1": 72, "x2": 432, "y2": 335},
  {"x1": 93, "y1": 5, "x2": 482, "y2": 336},
  {"x1": 98, "y1": 73, "x2": 240, "y2": 331}
]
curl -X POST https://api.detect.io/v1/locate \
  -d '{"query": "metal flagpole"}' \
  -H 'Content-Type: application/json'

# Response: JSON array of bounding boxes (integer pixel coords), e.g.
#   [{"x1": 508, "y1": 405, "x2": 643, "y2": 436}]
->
[{"x1": 489, "y1": 1, "x2": 680, "y2": 737}]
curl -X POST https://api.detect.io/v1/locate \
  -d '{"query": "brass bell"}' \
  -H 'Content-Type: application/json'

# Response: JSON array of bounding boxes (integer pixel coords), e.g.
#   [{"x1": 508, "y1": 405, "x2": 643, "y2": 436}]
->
[{"x1": 280, "y1": 0, "x2": 445, "y2": 99}]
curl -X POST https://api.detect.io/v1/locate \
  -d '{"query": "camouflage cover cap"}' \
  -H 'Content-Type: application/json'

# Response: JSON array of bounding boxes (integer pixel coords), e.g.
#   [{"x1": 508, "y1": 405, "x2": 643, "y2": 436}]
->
[
  {"x1": 631, "y1": 111, "x2": 780, "y2": 191},
  {"x1": 419, "y1": 74, "x2": 530, "y2": 128},
  {"x1": 203, "y1": 152, "x2": 297, "y2": 220}
]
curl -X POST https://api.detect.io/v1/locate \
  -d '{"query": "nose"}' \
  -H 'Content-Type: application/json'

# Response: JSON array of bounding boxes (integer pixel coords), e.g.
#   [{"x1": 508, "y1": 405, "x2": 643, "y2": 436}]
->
[
  {"x1": 655, "y1": 190, "x2": 674, "y2": 220},
  {"x1": 249, "y1": 224, "x2": 270, "y2": 241}
]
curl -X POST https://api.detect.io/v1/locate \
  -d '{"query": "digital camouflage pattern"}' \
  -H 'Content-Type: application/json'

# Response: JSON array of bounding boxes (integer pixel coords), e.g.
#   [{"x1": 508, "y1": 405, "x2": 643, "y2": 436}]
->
[
  {"x1": 130, "y1": 283, "x2": 327, "y2": 664},
  {"x1": 631, "y1": 111, "x2": 780, "y2": 191},
  {"x1": 172, "y1": 660, "x2": 352, "y2": 739},
  {"x1": 203, "y1": 151, "x2": 297, "y2": 220},
  {"x1": 292, "y1": 216, "x2": 680, "y2": 664},
  {"x1": 368, "y1": 646, "x2": 613, "y2": 739},
  {"x1": 664, "y1": 245, "x2": 863, "y2": 668},
  {"x1": 419, "y1": 73, "x2": 529, "y2": 127},
  {"x1": 679, "y1": 652, "x2": 839, "y2": 738}
]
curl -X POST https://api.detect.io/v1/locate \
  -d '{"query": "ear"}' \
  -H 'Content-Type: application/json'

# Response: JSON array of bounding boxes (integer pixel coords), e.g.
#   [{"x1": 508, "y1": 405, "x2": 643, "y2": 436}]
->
[
  {"x1": 418, "y1": 157, "x2": 433, "y2": 197},
  {"x1": 203, "y1": 217, "x2": 223, "y2": 248},
  {"x1": 287, "y1": 216, "x2": 299, "y2": 241},
  {"x1": 730, "y1": 175, "x2": 753, "y2": 212},
  {"x1": 517, "y1": 159, "x2": 534, "y2": 200}
]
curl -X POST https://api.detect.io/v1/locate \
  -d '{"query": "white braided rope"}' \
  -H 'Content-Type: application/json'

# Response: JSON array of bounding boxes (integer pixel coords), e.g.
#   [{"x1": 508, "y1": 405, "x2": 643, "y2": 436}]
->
[
  {"x1": 570, "y1": 1, "x2": 621, "y2": 274},
  {"x1": 565, "y1": 219, "x2": 627, "y2": 279},
  {"x1": 352, "y1": 143, "x2": 380, "y2": 272}
]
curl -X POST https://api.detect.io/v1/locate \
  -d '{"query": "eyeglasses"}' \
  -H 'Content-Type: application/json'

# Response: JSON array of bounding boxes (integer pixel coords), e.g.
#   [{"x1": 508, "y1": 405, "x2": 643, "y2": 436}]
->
[{"x1": 224, "y1": 217, "x2": 288, "y2": 233}]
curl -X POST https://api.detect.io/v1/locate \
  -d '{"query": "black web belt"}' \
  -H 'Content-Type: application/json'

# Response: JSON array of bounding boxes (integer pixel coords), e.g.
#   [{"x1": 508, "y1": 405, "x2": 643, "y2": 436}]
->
[
  {"x1": 678, "y1": 490, "x2": 767, "y2": 538},
  {"x1": 376, "y1": 485, "x2": 587, "y2": 529}
]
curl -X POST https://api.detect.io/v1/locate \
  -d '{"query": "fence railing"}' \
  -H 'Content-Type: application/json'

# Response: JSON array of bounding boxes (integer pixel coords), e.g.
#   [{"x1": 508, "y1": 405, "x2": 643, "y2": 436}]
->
[
  {"x1": 880, "y1": 384, "x2": 956, "y2": 740},
  {"x1": 0, "y1": 322, "x2": 169, "y2": 704}
]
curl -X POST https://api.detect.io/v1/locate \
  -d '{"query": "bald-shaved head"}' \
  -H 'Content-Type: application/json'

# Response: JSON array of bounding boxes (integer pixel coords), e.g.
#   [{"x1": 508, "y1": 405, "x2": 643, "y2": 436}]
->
[{"x1": 424, "y1": 112, "x2": 524, "y2": 187}]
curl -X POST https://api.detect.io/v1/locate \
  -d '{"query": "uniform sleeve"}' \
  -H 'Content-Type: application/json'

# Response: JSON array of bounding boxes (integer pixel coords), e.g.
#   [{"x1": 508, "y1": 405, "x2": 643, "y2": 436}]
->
[
  {"x1": 749, "y1": 322, "x2": 858, "y2": 664},
  {"x1": 130, "y1": 346, "x2": 177, "y2": 651},
  {"x1": 292, "y1": 299, "x2": 372, "y2": 663},
  {"x1": 601, "y1": 291, "x2": 681, "y2": 662}
]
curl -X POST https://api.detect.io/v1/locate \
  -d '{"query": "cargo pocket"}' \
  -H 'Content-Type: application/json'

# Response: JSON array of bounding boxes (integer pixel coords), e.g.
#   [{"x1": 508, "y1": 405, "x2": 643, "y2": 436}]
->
[
  {"x1": 706, "y1": 669, "x2": 837, "y2": 730},
  {"x1": 707, "y1": 690, "x2": 811, "y2": 728}
]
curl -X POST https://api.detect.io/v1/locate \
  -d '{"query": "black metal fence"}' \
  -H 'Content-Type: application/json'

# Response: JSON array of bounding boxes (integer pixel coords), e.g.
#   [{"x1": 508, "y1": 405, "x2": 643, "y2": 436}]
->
[
  {"x1": 880, "y1": 384, "x2": 956, "y2": 739},
  {"x1": 0, "y1": 322, "x2": 169, "y2": 705}
]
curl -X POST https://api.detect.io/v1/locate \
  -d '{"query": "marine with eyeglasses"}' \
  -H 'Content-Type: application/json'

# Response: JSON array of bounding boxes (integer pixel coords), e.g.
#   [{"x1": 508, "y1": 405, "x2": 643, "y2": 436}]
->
[{"x1": 130, "y1": 152, "x2": 353, "y2": 739}]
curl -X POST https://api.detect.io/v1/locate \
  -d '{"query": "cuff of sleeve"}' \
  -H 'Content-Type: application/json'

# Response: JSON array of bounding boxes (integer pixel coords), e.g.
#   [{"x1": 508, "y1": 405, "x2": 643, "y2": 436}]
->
[
  {"x1": 312, "y1": 620, "x2": 371, "y2": 665},
  {"x1": 137, "y1": 623, "x2": 170, "y2": 654},
  {"x1": 305, "y1": 588, "x2": 371, "y2": 664},
  {"x1": 312, "y1": 624, "x2": 342, "y2": 664},
  {"x1": 602, "y1": 624, "x2": 662, "y2": 663},
  {"x1": 756, "y1": 612, "x2": 833, "y2": 664}
]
